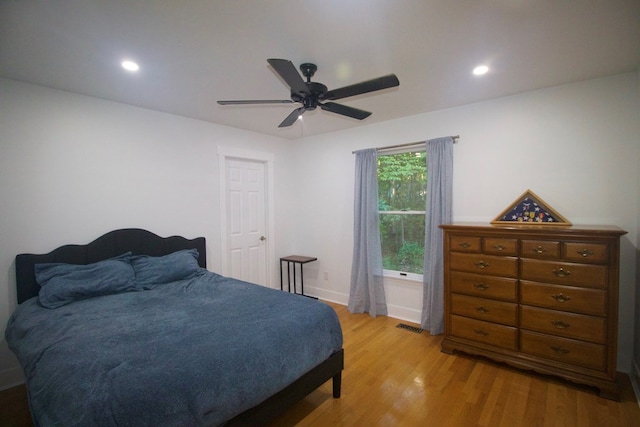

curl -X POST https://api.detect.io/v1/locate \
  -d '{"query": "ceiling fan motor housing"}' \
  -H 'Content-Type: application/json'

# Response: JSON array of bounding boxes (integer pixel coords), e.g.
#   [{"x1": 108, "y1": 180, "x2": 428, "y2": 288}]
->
[{"x1": 293, "y1": 81, "x2": 327, "y2": 110}]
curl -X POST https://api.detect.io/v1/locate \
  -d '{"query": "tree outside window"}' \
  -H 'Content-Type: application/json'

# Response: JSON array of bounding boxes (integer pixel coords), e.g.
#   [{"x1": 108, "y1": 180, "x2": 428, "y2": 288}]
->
[{"x1": 377, "y1": 150, "x2": 426, "y2": 276}]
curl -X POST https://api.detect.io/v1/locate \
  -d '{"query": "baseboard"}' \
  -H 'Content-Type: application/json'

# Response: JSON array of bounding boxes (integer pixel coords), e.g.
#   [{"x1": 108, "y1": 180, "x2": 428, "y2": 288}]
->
[
  {"x1": 304, "y1": 286, "x2": 348, "y2": 305},
  {"x1": 0, "y1": 366, "x2": 24, "y2": 391},
  {"x1": 306, "y1": 286, "x2": 423, "y2": 325},
  {"x1": 385, "y1": 303, "x2": 421, "y2": 325},
  {"x1": 631, "y1": 360, "x2": 640, "y2": 408}
]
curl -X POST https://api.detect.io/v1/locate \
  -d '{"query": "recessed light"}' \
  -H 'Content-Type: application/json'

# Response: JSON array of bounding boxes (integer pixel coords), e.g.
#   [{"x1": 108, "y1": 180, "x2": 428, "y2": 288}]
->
[
  {"x1": 121, "y1": 60, "x2": 140, "y2": 72},
  {"x1": 473, "y1": 65, "x2": 489, "y2": 76}
]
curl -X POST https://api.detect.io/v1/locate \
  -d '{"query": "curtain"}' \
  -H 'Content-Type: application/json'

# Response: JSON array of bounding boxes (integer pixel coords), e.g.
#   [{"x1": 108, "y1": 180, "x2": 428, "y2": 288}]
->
[
  {"x1": 348, "y1": 148, "x2": 388, "y2": 317},
  {"x1": 421, "y1": 136, "x2": 454, "y2": 334}
]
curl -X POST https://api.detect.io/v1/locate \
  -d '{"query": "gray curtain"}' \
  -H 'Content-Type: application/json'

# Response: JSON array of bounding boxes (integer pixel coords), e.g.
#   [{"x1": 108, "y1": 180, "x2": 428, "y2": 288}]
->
[
  {"x1": 348, "y1": 148, "x2": 388, "y2": 317},
  {"x1": 421, "y1": 136, "x2": 454, "y2": 334}
]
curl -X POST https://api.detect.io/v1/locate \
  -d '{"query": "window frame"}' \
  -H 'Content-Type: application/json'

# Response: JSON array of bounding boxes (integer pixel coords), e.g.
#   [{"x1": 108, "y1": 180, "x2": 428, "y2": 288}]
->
[{"x1": 377, "y1": 147, "x2": 426, "y2": 282}]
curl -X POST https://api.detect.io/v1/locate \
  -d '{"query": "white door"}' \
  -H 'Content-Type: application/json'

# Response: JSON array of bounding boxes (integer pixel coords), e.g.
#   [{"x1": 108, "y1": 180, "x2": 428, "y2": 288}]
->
[{"x1": 225, "y1": 158, "x2": 268, "y2": 285}]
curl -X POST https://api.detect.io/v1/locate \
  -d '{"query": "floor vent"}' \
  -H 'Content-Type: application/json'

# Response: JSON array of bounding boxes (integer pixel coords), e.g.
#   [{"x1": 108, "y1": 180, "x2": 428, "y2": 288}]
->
[{"x1": 396, "y1": 323, "x2": 424, "y2": 334}]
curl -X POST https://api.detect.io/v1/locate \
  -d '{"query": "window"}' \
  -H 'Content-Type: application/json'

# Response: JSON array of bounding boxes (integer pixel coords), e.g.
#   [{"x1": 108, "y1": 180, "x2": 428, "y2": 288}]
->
[{"x1": 378, "y1": 150, "x2": 426, "y2": 279}]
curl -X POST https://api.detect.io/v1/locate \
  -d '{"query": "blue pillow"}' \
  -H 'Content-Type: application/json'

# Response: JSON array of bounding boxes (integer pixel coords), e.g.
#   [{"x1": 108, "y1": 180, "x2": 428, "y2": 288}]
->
[
  {"x1": 131, "y1": 249, "x2": 202, "y2": 288},
  {"x1": 36, "y1": 253, "x2": 136, "y2": 309}
]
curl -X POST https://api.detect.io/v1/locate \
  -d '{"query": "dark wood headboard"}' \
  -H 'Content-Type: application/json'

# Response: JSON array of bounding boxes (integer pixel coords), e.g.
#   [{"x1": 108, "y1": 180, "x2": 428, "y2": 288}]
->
[{"x1": 15, "y1": 229, "x2": 206, "y2": 304}]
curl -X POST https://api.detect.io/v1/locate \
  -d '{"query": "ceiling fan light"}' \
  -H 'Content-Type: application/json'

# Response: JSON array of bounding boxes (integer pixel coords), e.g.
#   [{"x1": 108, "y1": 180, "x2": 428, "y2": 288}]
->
[
  {"x1": 121, "y1": 60, "x2": 140, "y2": 72},
  {"x1": 473, "y1": 65, "x2": 489, "y2": 76}
]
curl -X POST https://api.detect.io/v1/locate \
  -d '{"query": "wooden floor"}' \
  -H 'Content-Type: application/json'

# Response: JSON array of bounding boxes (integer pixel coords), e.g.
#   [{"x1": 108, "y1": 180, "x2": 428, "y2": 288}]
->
[
  {"x1": 1, "y1": 300, "x2": 639, "y2": 426},
  {"x1": 269, "y1": 301, "x2": 640, "y2": 427},
  {"x1": 0, "y1": 381, "x2": 30, "y2": 427}
]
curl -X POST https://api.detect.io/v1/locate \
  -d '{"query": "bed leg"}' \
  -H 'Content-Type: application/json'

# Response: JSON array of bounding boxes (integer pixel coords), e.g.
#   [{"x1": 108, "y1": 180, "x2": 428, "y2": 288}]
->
[{"x1": 332, "y1": 372, "x2": 342, "y2": 398}]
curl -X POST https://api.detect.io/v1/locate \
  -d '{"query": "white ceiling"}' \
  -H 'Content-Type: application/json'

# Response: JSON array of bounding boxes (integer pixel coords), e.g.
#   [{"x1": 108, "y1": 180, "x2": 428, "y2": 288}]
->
[{"x1": 1, "y1": 1, "x2": 639, "y2": 139}]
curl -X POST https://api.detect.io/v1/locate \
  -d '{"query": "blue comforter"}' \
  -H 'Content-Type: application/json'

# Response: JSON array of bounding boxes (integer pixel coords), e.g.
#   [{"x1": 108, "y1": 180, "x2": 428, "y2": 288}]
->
[{"x1": 5, "y1": 271, "x2": 343, "y2": 426}]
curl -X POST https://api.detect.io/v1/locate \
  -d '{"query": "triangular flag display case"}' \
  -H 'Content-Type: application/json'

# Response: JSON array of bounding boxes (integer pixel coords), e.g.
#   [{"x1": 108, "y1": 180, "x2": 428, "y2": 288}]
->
[{"x1": 491, "y1": 189, "x2": 571, "y2": 225}]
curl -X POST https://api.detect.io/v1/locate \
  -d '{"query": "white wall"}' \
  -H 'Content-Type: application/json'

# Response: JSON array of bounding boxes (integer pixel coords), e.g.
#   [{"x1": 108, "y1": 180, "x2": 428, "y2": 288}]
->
[
  {"x1": 0, "y1": 79, "x2": 297, "y2": 388},
  {"x1": 292, "y1": 72, "x2": 640, "y2": 372}
]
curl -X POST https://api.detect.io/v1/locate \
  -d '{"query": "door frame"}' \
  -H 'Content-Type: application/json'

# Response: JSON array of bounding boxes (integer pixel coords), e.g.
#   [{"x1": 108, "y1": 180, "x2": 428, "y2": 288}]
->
[{"x1": 217, "y1": 146, "x2": 275, "y2": 287}]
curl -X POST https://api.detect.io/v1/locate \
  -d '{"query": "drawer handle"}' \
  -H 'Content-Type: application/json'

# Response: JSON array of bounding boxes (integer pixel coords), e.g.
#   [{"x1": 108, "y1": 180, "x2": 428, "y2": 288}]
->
[
  {"x1": 474, "y1": 261, "x2": 489, "y2": 269},
  {"x1": 473, "y1": 283, "x2": 489, "y2": 290},
  {"x1": 459, "y1": 242, "x2": 472, "y2": 249},
  {"x1": 551, "y1": 320, "x2": 570, "y2": 329},
  {"x1": 493, "y1": 244, "x2": 505, "y2": 251},
  {"x1": 552, "y1": 267, "x2": 571, "y2": 277},
  {"x1": 577, "y1": 248, "x2": 594, "y2": 257},
  {"x1": 473, "y1": 329, "x2": 488, "y2": 337},
  {"x1": 551, "y1": 293, "x2": 571, "y2": 303},
  {"x1": 550, "y1": 346, "x2": 570, "y2": 354},
  {"x1": 475, "y1": 306, "x2": 490, "y2": 314},
  {"x1": 533, "y1": 246, "x2": 547, "y2": 254}
]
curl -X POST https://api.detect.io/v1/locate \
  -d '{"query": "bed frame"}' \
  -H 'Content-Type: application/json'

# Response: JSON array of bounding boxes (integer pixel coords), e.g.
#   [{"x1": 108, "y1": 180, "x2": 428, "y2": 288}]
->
[{"x1": 14, "y1": 228, "x2": 343, "y2": 426}]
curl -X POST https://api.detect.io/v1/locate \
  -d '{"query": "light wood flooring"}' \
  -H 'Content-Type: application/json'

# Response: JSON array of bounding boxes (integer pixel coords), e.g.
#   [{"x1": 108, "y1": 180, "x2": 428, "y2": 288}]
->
[
  {"x1": 269, "y1": 301, "x2": 640, "y2": 426},
  {"x1": 1, "y1": 300, "x2": 639, "y2": 426}
]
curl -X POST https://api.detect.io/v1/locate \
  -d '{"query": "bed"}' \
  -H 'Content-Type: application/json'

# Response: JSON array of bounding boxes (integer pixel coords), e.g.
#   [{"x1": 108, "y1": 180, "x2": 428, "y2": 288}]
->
[{"x1": 5, "y1": 228, "x2": 344, "y2": 426}]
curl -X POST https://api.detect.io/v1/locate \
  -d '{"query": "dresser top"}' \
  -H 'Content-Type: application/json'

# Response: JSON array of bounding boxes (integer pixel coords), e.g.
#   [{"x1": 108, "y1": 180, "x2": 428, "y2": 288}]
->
[{"x1": 440, "y1": 222, "x2": 627, "y2": 236}]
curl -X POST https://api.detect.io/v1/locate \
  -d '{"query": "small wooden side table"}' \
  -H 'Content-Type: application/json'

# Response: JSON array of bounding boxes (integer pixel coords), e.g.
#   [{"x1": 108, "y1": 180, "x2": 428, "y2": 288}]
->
[{"x1": 280, "y1": 255, "x2": 317, "y2": 296}]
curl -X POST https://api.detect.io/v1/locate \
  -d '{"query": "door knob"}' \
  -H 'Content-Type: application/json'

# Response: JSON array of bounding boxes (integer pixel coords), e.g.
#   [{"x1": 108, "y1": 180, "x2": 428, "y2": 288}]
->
[{"x1": 259, "y1": 236, "x2": 266, "y2": 241}]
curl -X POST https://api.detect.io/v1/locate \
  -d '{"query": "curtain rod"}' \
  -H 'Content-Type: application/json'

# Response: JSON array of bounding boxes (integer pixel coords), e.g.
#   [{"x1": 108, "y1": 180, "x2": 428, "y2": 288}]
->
[{"x1": 352, "y1": 135, "x2": 459, "y2": 154}]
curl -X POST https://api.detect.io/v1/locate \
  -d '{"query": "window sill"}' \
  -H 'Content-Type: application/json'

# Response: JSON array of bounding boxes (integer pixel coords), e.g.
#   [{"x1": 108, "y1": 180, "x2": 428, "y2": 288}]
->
[{"x1": 383, "y1": 270, "x2": 423, "y2": 283}]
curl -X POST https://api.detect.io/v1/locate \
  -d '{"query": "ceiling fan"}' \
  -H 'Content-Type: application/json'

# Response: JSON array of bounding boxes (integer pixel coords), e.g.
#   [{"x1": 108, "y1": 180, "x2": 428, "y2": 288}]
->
[{"x1": 217, "y1": 59, "x2": 400, "y2": 128}]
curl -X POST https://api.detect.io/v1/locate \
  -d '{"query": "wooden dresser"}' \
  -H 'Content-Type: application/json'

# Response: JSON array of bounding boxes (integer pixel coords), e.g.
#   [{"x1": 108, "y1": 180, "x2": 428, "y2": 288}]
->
[{"x1": 440, "y1": 223, "x2": 627, "y2": 400}]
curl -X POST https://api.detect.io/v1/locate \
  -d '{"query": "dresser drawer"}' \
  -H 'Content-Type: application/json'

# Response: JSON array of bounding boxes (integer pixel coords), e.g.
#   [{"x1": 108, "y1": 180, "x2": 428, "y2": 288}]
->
[
  {"x1": 450, "y1": 253, "x2": 518, "y2": 278},
  {"x1": 520, "y1": 305, "x2": 606, "y2": 343},
  {"x1": 520, "y1": 281, "x2": 607, "y2": 316},
  {"x1": 563, "y1": 242, "x2": 609, "y2": 264},
  {"x1": 520, "y1": 258, "x2": 607, "y2": 288},
  {"x1": 450, "y1": 272, "x2": 517, "y2": 301},
  {"x1": 452, "y1": 294, "x2": 517, "y2": 326},
  {"x1": 483, "y1": 238, "x2": 518, "y2": 256},
  {"x1": 450, "y1": 235, "x2": 481, "y2": 252},
  {"x1": 521, "y1": 240, "x2": 560, "y2": 259},
  {"x1": 450, "y1": 315, "x2": 517, "y2": 350},
  {"x1": 520, "y1": 330, "x2": 606, "y2": 371}
]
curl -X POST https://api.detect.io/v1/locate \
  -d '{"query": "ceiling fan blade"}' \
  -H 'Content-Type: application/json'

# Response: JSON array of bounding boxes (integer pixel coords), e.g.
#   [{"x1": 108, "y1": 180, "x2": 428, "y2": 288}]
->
[
  {"x1": 278, "y1": 107, "x2": 306, "y2": 128},
  {"x1": 267, "y1": 59, "x2": 311, "y2": 96},
  {"x1": 217, "y1": 99, "x2": 294, "y2": 105},
  {"x1": 321, "y1": 74, "x2": 399, "y2": 101},
  {"x1": 319, "y1": 102, "x2": 371, "y2": 120}
]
